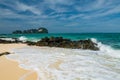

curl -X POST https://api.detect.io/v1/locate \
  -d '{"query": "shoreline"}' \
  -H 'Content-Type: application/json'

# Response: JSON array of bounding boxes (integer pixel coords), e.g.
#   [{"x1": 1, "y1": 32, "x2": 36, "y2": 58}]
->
[
  {"x1": 0, "y1": 41, "x2": 119, "y2": 80},
  {"x1": 0, "y1": 43, "x2": 38, "y2": 80}
]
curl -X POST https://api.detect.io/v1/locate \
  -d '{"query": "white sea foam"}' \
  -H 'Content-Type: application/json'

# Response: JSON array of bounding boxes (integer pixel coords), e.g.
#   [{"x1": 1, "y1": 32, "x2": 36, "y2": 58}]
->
[
  {"x1": 91, "y1": 38, "x2": 120, "y2": 58},
  {"x1": 7, "y1": 38, "x2": 120, "y2": 80},
  {"x1": 0, "y1": 38, "x2": 16, "y2": 41},
  {"x1": 18, "y1": 36, "x2": 27, "y2": 42}
]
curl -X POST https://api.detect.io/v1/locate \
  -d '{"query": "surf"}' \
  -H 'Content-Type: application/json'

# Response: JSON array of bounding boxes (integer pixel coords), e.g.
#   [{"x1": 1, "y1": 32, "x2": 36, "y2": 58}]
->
[{"x1": 6, "y1": 38, "x2": 120, "y2": 80}]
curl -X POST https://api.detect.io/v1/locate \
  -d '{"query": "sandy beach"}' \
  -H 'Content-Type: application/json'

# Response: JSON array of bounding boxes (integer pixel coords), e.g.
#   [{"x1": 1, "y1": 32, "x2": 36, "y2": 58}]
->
[{"x1": 0, "y1": 44, "x2": 38, "y2": 80}]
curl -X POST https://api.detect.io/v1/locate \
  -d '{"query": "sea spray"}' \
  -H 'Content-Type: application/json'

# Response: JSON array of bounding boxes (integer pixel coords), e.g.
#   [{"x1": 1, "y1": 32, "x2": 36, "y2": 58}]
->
[
  {"x1": 91, "y1": 38, "x2": 120, "y2": 58},
  {"x1": 18, "y1": 36, "x2": 27, "y2": 42}
]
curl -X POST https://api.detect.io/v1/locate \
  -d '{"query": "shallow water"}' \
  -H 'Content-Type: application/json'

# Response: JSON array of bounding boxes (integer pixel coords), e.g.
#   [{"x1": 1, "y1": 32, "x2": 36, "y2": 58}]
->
[
  {"x1": 7, "y1": 43, "x2": 120, "y2": 80},
  {"x1": 1, "y1": 33, "x2": 120, "y2": 49}
]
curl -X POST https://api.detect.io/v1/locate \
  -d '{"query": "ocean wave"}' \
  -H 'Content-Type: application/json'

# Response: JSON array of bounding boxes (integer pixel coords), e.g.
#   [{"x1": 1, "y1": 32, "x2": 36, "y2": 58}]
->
[
  {"x1": 18, "y1": 36, "x2": 28, "y2": 42},
  {"x1": 91, "y1": 38, "x2": 120, "y2": 58},
  {"x1": 6, "y1": 38, "x2": 120, "y2": 80}
]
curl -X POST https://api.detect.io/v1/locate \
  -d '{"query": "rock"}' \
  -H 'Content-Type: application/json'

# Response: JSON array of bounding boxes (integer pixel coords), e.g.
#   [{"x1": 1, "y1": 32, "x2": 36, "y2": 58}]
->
[
  {"x1": 12, "y1": 27, "x2": 48, "y2": 34},
  {"x1": 0, "y1": 36, "x2": 99, "y2": 50},
  {"x1": 38, "y1": 27, "x2": 48, "y2": 33},
  {"x1": 0, "y1": 52, "x2": 11, "y2": 56},
  {"x1": 0, "y1": 39, "x2": 13, "y2": 43},
  {"x1": 41, "y1": 37, "x2": 49, "y2": 42},
  {"x1": 0, "y1": 38, "x2": 22, "y2": 43},
  {"x1": 12, "y1": 30, "x2": 22, "y2": 34},
  {"x1": 25, "y1": 41, "x2": 36, "y2": 45},
  {"x1": 35, "y1": 37, "x2": 99, "y2": 50}
]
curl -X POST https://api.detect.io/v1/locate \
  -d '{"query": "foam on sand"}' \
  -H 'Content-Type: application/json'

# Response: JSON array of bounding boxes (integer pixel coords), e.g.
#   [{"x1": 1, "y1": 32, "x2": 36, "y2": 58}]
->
[
  {"x1": 7, "y1": 38, "x2": 120, "y2": 80},
  {"x1": 0, "y1": 43, "x2": 37, "y2": 80}
]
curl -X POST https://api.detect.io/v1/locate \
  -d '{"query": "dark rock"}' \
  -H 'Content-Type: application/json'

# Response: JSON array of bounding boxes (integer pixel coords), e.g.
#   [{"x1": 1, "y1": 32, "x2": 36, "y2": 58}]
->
[
  {"x1": 41, "y1": 37, "x2": 49, "y2": 42},
  {"x1": 12, "y1": 30, "x2": 22, "y2": 34},
  {"x1": 0, "y1": 38, "x2": 22, "y2": 43},
  {"x1": 0, "y1": 52, "x2": 11, "y2": 56},
  {"x1": 25, "y1": 41, "x2": 36, "y2": 45},
  {"x1": 0, "y1": 39, "x2": 13, "y2": 43},
  {"x1": 35, "y1": 37, "x2": 99, "y2": 50},
  {"x1": 0, "y1": 36, "x2": 8, "y2": 38},
  {"x1": 38, "y1": 27, "x2": 48, "y2": 33},
  {"x1": 12, "y1": 27, "x2": 48, "y2": 34},
  {"x1": 0, "y1": 36, "x2": 99, "y2": 50}
]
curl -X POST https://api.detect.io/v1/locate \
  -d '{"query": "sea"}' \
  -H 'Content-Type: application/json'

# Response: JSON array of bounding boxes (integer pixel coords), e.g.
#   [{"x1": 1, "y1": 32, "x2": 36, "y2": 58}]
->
[{"x1": 0, "y1": 33, "x2": 120, "y2": 80}]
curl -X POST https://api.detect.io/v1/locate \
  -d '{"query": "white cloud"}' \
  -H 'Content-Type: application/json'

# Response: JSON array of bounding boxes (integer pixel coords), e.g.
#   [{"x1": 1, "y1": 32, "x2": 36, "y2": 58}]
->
[
  {"x1": 75, "y1": 0, "x2": 107, "y2": 12},
  {"x1": 0, "y1": 8, "x2": 20, "y2": 18},
  {"x1": 16, "y1": 2, "x2": 41, "y2": 15},
  {"x1": 0, "y1": 0, "x2": 42, "y2": 15},
  {"x1": 68, "y1": 14, "x2": 84, "y2": 19},
  {"x1": 83, "y1": 4, "x2": 120, "y2": 19},
  {"x1": 0, "y1": 8, "x2": 38, "y2": 20},
  {"x1": 101, "y1": 5, "x2": 120, "y2": 15},
  {"x1": 45, "y1": 0, "x2": 74, "y2": 5},
  {"x1": 0, "y1": 0, "x2": 120, "y2": 20},
  {"x1": 43, "y1": 0, "x2": 74, "y2": 13}
]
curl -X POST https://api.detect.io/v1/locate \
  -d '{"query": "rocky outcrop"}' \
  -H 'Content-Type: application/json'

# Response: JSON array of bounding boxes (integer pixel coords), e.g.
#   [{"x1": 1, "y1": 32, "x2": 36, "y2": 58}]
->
[
  {"x1": 12, "y1": 30, "x2": 22, "y2": 34},
  {"x1": 38, "y1": 27, "x2": 48, "y2": 33},
  {"x1": 27, "y1": 37, "x2": 99, "y2": 50},
  {"x1": 25, "y1": 41, "x2": 36, "y2": 45},
  {"x1": 0, "y1": 36, "x2": 99, "y2": 50},
  {"x1": 0, "y1": 52, "x2": 11, "y2": 56},
  {"x1": 12, "y1": 27, "x2": 48, "y2": 34}
]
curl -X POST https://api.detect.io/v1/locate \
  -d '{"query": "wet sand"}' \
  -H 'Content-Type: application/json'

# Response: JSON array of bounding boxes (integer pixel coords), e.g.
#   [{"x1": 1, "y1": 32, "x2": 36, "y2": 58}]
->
[{"x1": 0, "y1": 44, "x2": 38, "y2": 80}]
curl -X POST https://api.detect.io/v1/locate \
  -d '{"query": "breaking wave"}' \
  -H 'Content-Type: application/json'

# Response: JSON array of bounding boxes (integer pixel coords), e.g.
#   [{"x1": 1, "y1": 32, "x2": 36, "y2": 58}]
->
[{"x1": 18, "y1": 36, "x2": 28, "y2": 42}]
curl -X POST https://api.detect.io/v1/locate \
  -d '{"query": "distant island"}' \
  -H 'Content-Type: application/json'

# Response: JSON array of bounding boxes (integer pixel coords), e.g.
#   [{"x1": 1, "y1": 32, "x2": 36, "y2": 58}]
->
[{"x1": 12, "y1": 27, "x2": 48, "y2": 34}]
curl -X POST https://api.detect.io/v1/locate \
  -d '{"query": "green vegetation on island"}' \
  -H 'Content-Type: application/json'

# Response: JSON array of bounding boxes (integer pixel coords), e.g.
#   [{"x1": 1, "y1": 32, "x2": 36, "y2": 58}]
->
[{"x1": 12, "y1": 27, "x2": 48, "y2": 34}]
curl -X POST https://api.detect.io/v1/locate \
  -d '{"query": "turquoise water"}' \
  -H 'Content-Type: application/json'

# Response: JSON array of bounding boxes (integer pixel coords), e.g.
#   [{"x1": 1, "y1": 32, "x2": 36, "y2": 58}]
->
[{"x1": 1, "y1": 33, "x2": 120, "y2": 49}]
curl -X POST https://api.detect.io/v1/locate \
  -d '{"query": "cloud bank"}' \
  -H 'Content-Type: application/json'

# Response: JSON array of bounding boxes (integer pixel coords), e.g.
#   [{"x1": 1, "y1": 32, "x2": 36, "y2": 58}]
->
[{"x1": 0, "y1": 0, "x2": 120, "y2": 33}]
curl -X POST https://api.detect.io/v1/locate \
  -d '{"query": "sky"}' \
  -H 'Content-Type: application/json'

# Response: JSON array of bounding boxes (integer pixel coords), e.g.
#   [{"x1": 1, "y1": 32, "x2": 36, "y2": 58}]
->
[{"x1": 0, "y1": 0, "x2": 120, "y2": 33}]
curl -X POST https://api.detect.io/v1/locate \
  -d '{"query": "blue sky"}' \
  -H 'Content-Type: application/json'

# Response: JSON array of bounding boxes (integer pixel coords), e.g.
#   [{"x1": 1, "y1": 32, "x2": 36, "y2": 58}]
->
[{"x1": 0, "y1": 0, "x2": 120, "y2": 33}]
